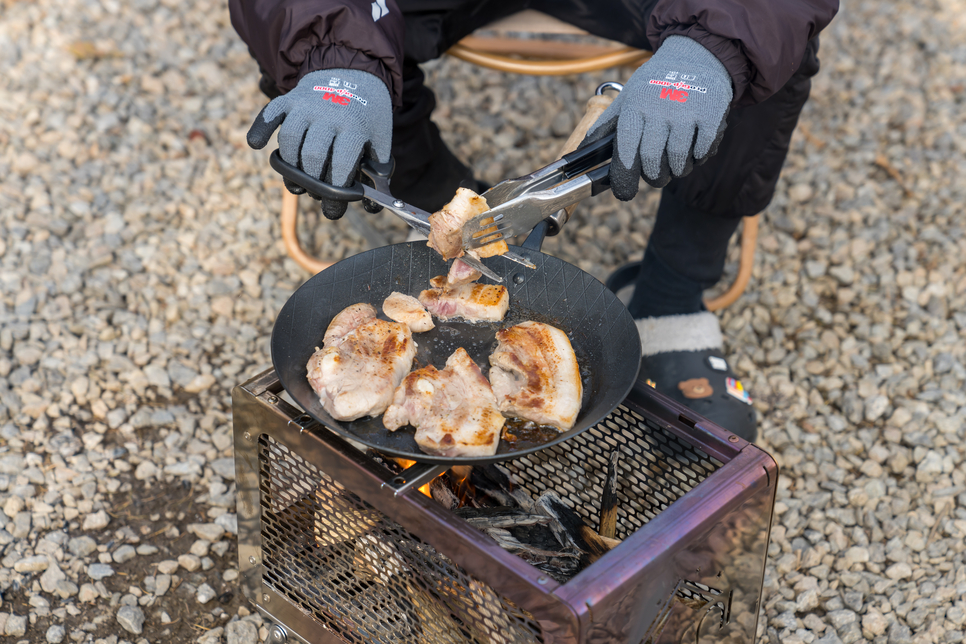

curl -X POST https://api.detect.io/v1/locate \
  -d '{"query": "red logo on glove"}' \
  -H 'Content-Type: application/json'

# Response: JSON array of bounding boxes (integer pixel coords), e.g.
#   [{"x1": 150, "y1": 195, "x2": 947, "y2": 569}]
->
[
  {"x1": 322, "y1": 92, "x2": 350, "y2": 106},
  {"x1": 312, "y1": 85, "x2": 368, "y2": 106},
  {"x1": 660, "y1": 87, "x2": 688, "y2": 103}
]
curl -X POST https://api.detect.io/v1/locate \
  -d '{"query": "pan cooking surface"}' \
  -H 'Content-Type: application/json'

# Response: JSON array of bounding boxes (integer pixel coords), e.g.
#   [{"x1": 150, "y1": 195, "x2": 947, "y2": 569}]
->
[{"x1": 271, "y1": 242, "x2": 640, "y2": 464}]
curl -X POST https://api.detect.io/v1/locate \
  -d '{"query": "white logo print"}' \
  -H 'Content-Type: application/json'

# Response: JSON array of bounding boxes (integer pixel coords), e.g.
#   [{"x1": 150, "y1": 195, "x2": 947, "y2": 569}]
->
[{"x1": 371, "y1": 0, "x2": 388, "y2": 21}]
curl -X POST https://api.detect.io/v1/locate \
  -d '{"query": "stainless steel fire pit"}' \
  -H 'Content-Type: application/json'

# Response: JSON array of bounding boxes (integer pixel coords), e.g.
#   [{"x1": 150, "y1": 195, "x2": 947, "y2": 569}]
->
[{"x1": 232, "y1": 369, "x2": 777, "y2": 644}]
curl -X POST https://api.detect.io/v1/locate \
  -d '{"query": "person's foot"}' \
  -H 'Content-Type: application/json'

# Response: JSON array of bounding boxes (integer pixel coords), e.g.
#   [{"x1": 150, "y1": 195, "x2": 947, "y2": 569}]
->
[
  {"x1": 607, "y1": 259, "x2": 757, "y2": 442},
  {"x1": 635, "y1": 312, "x2": 757, "y2": 442}
]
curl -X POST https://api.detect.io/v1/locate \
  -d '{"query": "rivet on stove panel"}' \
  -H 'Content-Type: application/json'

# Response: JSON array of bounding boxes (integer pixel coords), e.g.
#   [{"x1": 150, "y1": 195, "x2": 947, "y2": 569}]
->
[
  {"x1": 262, "y1": 593, "x2": 271, "y2": 603},
  {"x1": 243, "y1": 432, "x2": 252, "y2": 442},
  {"x1": 249, "y1": 556, "x2": 257, "y2": 565},
  {"x1": 537, "y1": 576, "x2": 549, "y2": 585},
  {"x1": 266, "y1": 395, "x2": 279, "y2": 404}
]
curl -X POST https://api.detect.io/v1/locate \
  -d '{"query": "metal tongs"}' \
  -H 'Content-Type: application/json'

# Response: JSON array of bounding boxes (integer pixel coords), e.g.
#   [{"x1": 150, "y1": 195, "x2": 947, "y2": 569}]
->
[
  {"x1": 268, "y1": 152, "x2": 531, "y2": 282},
  {"x1": 462, "y1": 131, "x2": 614, "y2": 250}
]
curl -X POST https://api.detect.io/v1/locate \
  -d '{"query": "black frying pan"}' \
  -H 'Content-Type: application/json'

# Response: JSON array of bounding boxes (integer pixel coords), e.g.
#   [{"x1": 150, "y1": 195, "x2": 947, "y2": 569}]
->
[{"x1": 271, "y1": 242, "x2": 641, "y2": 464}]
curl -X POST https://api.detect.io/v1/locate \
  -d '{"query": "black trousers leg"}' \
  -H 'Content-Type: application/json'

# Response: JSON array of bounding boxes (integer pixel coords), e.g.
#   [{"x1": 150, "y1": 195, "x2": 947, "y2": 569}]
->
[
  {"x1": 390, "y1": 0, "x2": 531, "y2": 211},
  {"x1": 627, "y1": 39, "x2": 821, "y2": 318}
]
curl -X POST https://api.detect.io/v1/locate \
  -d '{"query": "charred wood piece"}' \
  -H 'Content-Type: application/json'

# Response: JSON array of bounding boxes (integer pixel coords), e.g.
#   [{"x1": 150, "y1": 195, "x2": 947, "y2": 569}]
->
[
  {"x1": 456, "y1": 507, "x2": 552, "y2": 529},
  {"x1": 537, "y1": 491, "x2": 613, "y2": 564},
  {"x1": 429, "y1": 474, "x2": 460, "y2": 511},
  {"x1": 597, "y1": 448, "x2": 621, "y2": 539}
]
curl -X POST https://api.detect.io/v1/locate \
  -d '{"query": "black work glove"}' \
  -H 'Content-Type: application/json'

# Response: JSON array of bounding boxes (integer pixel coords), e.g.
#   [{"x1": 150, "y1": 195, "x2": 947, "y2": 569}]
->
[
  {"x1": 584, "y1": 36, "x2": 733, "y2": 197},
  {"x1": 247, "y1": 69, "x2": 393, "y2": 219}
]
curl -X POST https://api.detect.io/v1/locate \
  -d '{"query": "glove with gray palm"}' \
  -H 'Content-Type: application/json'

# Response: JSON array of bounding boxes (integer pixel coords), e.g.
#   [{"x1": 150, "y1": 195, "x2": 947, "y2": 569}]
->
[
  {"x1": 584, "y1": 36, "x2": 733, "y2": 197},
  {"x1": 247, "y1": 69, "x2": 392, "y2": 220}
]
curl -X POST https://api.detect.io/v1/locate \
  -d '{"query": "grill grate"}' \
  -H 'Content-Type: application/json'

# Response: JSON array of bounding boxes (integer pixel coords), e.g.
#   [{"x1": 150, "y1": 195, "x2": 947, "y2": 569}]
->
[
  {"x1": 259, "y1": 435, "x2": 545, "y2": 644},
  {"x1": 504, "y1": 405, "x2": 722, "y2": 540}
]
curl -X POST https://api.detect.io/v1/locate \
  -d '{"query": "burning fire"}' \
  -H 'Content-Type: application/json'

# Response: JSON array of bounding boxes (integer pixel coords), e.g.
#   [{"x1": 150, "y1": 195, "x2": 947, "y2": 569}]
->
[
  {"x1": 392, "y1": 459, "x2": 433, "y2": 498},
  {"x1": 390, "y1": 460, "x2": 474, "y2": 501}
]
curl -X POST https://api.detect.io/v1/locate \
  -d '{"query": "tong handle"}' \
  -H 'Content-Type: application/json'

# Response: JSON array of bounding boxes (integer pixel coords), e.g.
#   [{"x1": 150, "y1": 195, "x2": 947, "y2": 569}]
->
[{"x1": 269, "y1": 150, "x2": 395, "y2": 202}]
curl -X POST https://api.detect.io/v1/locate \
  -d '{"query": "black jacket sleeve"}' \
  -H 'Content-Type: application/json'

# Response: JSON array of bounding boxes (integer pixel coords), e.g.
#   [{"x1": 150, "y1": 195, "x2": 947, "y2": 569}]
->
[
  {"x1": 647, "y1": 0, "x2": 838, "y2": 105},
  {"x1": 228, "y1": 0, "x2": 406, "y2": 107}
]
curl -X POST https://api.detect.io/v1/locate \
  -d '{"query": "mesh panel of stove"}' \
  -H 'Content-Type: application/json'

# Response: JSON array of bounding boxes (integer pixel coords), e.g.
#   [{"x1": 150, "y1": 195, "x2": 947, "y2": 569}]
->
[
  {"x1": 259, "y1": 435, "x2": 545, "y2": 644},
  {"x1": 503, "y1": 405, "x2": 723, "y2": 540}
]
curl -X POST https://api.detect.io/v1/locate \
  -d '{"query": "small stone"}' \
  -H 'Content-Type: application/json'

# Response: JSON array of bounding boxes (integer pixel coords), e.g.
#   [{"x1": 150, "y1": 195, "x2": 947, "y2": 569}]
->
[
  {"x1": 188, "y1": 523, "x2": 226, "y2": 542},
  {"x1": 157, "y1": 560, "x2": 179, "y2": 574},
  {"x1": 210, "y1": 458, "x2": 235, "y2": 480},
  {"x1": 796, "y1": 588, "x2": 820, "y2": 612},
  {"x1": 81, "y1": 510, "x2": 110, "y2": 531},
  {"x1": 215, "y1": 513, "x2": 238, "y2": 535},
  {"x1": 14, "y1": 554, "x2": 50, "y2": 573},
  {"x1": 68, "y1": 536, "x2": 98, "y2": 558},
  {"x1": 862, "y1": 610, "x2": 889, "y2": 636},
  {"x1": 136, "y1": 544, "x2": 159, "y2": 555},
  {"x1": 886, "y1": 561, "x2": 912, "y2": 581},
  {"x1": 185, "y1": 374, "x2": 216, "y2": 393},
  {"x1": 154, "y1": 574, "x2": 171, "y2": 596},
  {"x1": 87, "y1": 563, "x2": 115, "y2": 580},
  {"x1": 113, "y1": 545, "x2": 137, "y2": 563},
  {"x1": 46, "y1": 624, "x2": 66, "y2": 643},
  {"x1": 78, "y1": 584, "x2": 99, "y2": 602},
  {"x1": 197, "y1": 583, "x2": 217, "y2": 604},
  {"x1": 789, "y1": 183, "x2": 814, "y2": 202},
  {"x1": 226, "y1": 620, "x2": 259, "y2": 644},
  {"x1": 4, "y1": 613, "x2": 27, "y2": 636},
  {"x1": 828, "y1": 609, "x2": 857, "y2": 629},
  {"x1": 3, "y1": 495, "x2": 24, "y2": 518},
  {"x1": 915, "y1": 451, "x2": 944, "y2": 483},
  {"x1": 134, "y1": 461, "x2": 158, "y2": 481},
  {"x1": 178, "y1": 554, "x2": 202, "y2": 572},
  {"x1": 864, "y1": 395, "x2": 889, "y2": 422},
  {"x1": 116, "y1": 605, "x2": 145, "y2": 634},
  {"x1": 190, "y1": 539, "x2": 211, "y2": 557},
  {"x1": 40, "y1": 563, "x2": 67, "y2": 594}
]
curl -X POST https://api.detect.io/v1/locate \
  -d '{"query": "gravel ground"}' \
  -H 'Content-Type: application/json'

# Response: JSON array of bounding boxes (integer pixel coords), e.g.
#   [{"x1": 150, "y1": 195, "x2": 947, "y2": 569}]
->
[{"x1": 1, "y1": 0, "x2": 966, "y2": 642}]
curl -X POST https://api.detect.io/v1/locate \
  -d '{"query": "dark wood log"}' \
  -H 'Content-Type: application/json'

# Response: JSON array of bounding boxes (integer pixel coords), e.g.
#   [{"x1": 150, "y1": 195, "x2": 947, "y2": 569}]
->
[
  {"x1": 597, "y1": 448, "x2": 621, "y2": 539},
  {"x1": 537, "y1": 491, "x2": 613, "y2": 563}
]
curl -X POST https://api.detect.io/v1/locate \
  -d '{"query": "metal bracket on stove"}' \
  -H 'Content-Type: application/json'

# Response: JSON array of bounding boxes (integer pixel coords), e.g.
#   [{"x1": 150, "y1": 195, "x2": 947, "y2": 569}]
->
[{"x1": 381, "y1": 461, "x2": 449, "y2": 497}]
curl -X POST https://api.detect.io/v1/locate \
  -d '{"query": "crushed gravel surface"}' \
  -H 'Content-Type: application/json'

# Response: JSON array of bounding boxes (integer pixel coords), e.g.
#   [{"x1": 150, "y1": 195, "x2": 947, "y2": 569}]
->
[{"x1": 1, "y1": 0, "x2": 965, "y2": 642}]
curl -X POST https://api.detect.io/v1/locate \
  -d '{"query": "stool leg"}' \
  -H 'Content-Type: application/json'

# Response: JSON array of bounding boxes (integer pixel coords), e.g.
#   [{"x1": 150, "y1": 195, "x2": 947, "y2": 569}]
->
[
  {"x1": 703, "y1": 214, "x2": 759, "y2": 311},
  {"x1": 281, "y1": 189, "x2": 334, "y2": 275}
]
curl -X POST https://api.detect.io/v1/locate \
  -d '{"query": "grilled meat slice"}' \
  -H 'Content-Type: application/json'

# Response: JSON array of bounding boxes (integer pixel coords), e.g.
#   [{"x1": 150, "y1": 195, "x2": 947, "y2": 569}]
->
[
  {"x1": 383, "y1": 292, "x2": 434, "y2": 333},
  {"x1": 384, "y1": 347, "x2": 505, "y2": 457},
  {"x1": 431, "y1": 258, "x2": 481, "y2": 289},
  {"x1": 488, "y1": 321, "x2": 582, "y2": 431},
  {"x1": 419, "y1": 281, "x2": 509, "y2": 323},
  {"x1": 427, "y1": 187, "x2": 508, "y2": 260},
  {"x1": 306, "y1": 303, "x2": 417, "y2": 421}
]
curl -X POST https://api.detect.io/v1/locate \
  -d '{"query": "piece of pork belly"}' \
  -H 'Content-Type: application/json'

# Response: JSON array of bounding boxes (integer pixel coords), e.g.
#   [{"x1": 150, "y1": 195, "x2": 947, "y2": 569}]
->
[
  {"x1": 419, "y1": 281, "x2": 509, "y2": 323},
  {"x1": 427, "y1": 187, "x2": 508, "y2": 260},
  {"x1": 384, "y1": 347, "x2": 505, "y2": 457},
  {"x1": 488, "y1": 321, "x2": 582, "y2": 431},
  {"x1": 430, "y1": 258, "x2": 481, "y2": 290},
  {"x1": 306, "y1": 303, "x2": 417, "y2": 421},
  {"x1": 383, "y1": 292, "x2": 434, "y2": 333}
]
